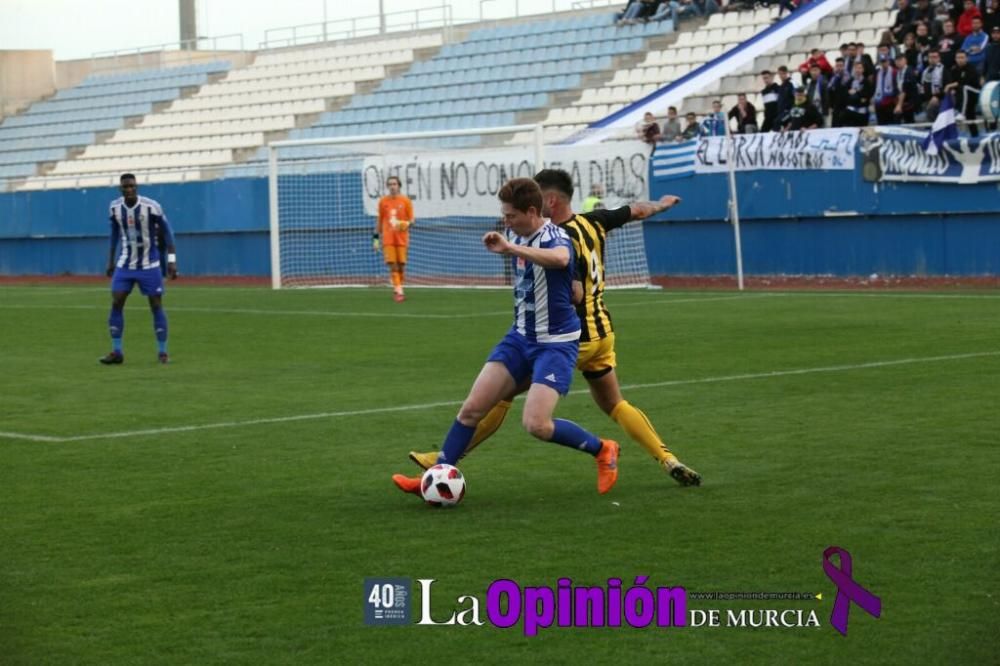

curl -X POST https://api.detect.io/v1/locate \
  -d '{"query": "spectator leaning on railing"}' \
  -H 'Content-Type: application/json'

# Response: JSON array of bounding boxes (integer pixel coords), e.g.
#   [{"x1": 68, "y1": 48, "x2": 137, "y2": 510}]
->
[
  {"x1": 728, "y1": 93, "x2": 758, "y2": 133},
  {"x1": 920, "y1": 49, "x2": 949, "y2": 121},
  {"x1": 781, "y1": 86, "x2": 824, "y2": 130},
  {"x1": 947, "y1": 50, "x2": 983, "y2": 135},
  {"x1": 699, "y1": 100, "x2": 727, "y2": 136},
  {"x1": 680, "y1": 112, "x2": 700, "y2": 140},
  {"x1": 661, "y1": 106, "x2": 683, "y2": 141},
  {"x1": 636, "y1": 111, "x2": 663, "y2": 144}
]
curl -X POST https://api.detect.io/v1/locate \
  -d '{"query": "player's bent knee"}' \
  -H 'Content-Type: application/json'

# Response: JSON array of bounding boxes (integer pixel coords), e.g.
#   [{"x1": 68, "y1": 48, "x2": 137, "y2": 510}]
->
[
  {"x1": 522, "y1": 415, "x2": 555, "y2": 440},
  {"x1": 456, "y1": 401, "x2": 489, "y2": 426}
]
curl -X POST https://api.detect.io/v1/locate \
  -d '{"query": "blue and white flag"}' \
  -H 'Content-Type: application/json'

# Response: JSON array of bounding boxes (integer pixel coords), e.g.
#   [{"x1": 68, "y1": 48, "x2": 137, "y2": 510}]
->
[
  {"x1": 651, "y1": 140, "x2": 697, "y2": 180},
  {"x1": 922, "y1": 93, "x2": 958, "y2": 156}
]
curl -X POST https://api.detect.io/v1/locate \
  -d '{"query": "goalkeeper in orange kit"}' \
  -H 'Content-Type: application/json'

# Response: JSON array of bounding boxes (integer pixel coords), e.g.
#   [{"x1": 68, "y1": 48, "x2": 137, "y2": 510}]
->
[{"x1": 373, "y1": 175, "x2": 414, "y2": 302}]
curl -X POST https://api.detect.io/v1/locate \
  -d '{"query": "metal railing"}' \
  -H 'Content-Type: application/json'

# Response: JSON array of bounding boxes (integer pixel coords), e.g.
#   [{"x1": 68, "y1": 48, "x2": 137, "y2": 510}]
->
[
  {"x1": 259, "y1": 4, "x2": 454, "y2": 50},
  {"x1": 89, "y1": 33, "x2": 244, "y2": 75}
]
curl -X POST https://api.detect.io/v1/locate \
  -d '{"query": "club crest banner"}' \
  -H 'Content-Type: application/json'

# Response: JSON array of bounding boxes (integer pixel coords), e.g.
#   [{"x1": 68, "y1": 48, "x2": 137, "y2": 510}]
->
[{"x1": 861, "y1": 127, "x2": 1000, "y2": 183}]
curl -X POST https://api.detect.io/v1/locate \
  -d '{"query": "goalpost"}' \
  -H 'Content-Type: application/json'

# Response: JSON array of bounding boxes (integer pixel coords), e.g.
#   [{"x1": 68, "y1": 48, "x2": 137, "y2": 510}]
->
[{"x1": 268, "y1": 126, "x2": 653, "y2": 290}]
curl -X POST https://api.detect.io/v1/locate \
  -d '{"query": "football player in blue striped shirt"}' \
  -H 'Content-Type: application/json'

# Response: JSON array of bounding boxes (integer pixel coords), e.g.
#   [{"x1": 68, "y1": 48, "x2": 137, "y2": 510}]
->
[
  {"x1": 99, "y1": 174, "x2": 177, "y2": 365},
  {"x1": 392, "y1": 178, "x2": 620, "y2": 498}
]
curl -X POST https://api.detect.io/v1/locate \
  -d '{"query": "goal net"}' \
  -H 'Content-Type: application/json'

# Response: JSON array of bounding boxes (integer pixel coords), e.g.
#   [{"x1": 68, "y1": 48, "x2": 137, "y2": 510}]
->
[{"x1": 268, "y1": 126, "x2": 653, "y2": 289}]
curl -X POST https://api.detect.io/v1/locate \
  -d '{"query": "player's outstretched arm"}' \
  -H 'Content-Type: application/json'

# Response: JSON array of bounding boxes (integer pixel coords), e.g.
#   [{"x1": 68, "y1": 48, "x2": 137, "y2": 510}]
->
[
  {"x1": 482, "y1": 232, "x2": 570, "y2": 268},
  {"x1": 629, "y1": 195, "x2": 682, "y2": 221}
]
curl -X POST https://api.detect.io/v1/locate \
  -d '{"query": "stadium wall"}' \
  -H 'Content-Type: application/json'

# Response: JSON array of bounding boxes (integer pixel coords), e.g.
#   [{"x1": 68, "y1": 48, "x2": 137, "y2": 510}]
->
[
  {"x1": 646, "y1": 169, "x2": 1000, "y2": 277},
  {"x1": 1, "y1": 169, "x2": 999, "y2": 277}
]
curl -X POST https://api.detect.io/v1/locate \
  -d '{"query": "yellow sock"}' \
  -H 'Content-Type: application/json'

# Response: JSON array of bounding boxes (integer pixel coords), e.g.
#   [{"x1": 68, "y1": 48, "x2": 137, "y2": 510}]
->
[
  {"x1": 398, "y1": 266, "x2": 405, "y2": 287},
  {"x1": 465, "y1": 400, "x2": 512, "y2": 455},
  {"x1": 610, "y1": 400, "x2": 676, "y2": 464}
]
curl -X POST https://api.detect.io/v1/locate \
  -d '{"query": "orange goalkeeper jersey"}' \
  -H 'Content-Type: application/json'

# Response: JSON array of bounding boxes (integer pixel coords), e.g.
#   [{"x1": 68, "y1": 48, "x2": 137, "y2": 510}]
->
[{"x1": 377, "y1": 194, "x2": 414, "y2": 246}]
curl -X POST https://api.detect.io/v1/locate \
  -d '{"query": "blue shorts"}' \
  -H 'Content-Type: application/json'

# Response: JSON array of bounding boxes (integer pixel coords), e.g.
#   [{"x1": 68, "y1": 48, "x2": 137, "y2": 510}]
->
[
  {"x1": 487, "y1": 329, "x2": 579, "y2": 396},
  {"x1": 111, "y1": 267, "x2": 164, "y2": 296}
]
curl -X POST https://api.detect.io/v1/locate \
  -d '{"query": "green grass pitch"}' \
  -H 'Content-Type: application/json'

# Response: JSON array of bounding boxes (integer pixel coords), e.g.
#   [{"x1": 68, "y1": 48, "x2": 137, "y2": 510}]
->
[{"x1": 1, "y1": 285, "x2": 998, "y2": 664}]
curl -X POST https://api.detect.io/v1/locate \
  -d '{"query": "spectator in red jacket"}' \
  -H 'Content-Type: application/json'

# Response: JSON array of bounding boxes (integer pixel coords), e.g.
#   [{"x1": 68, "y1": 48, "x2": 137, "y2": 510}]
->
[
  {"x1": 799, "y1": 48, "x2": 834, "y2": 77},
  {"x1": 957, "y1": 0, "x2": 983, "y2": 36}
]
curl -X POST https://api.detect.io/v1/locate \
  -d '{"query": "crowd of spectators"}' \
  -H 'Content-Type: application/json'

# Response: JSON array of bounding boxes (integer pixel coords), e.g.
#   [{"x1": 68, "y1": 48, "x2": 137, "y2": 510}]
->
[
  {"x1": 615, "y1": 0, "x2": 811, "y2": 25},
  {"x1": 629, "y1": 0, "x2": 1000, "y2": 142}
]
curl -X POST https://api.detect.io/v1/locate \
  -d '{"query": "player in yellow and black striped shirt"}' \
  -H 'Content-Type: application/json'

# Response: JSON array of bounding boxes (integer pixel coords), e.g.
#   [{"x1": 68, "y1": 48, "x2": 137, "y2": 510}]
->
[{"x1": 408, "y1": 169, "x2": 700, "y2": 488}]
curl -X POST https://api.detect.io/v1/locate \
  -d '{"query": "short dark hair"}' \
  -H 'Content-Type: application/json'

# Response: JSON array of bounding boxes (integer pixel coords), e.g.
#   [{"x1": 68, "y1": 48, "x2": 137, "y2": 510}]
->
[
  {"x1": 120, "y1": 173, "x2": 136, "y2": 183},
  {"x1": 761, "y1": 69, "x2": 773, "y2": 76},
  {"x1": 778, "y1": 65, "x2": 789, "y2": 73},
  {"x1": 533, "y1": 168, "x2": 574, "y2": 199},
  {"x1": 835, "y1": 57, "x2": 845, "y2": 63},
  {"x1": 499, "y1": 178, "x2": 543, "y2": 214},
  {"x1": 840, "y1": 43, "x2": 849, "y2": 49},
  {"x1": 668, "y1": 105, "x2": 677, "y2": 112},
  {"x1": 928, "y1": 48, "x2": 940, "y2": 55},
  {"x1": 386, "y1": 175, "x2": 401, "y2": 186}
]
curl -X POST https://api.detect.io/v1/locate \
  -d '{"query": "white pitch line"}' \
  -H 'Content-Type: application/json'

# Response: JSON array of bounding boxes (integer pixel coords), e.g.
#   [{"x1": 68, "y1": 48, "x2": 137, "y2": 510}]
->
[
  {"x1": 2, "y1": 350, "x2": 996, "y2": 444},
  {"x1": 0, "y1": 430, "x2": 65, "y2": 442}
]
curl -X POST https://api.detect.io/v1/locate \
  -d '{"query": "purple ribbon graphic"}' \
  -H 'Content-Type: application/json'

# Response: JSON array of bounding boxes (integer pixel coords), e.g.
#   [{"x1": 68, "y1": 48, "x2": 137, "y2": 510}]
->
[{"x1": 823, "y1": 546, "x2": 882, "y2": 636}]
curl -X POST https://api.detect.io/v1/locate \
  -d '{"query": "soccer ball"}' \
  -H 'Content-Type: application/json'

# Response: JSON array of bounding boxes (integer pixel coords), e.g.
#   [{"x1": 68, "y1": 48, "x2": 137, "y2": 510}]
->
[{"x1": 420, "y1": 464, "x2": 466, "y2": 507}]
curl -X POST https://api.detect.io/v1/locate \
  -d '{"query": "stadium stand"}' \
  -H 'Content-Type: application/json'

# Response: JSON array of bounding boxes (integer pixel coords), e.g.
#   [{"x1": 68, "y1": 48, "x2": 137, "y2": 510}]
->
[
  {"x1": 231, "y1": 12, "x2": 676, "y2": 167},
  {"x1": 9, "y1": 35, "x2": 442, "y2": 188},
  {"x1": 530, "y1": 0, "x2": 893, "y2": 141},
  {"x1": 0, "y1": 1, "x2": 919, "y2": 186},
  {"x1": 0, "y1": 61, "x2": 230, "y2": 183}
]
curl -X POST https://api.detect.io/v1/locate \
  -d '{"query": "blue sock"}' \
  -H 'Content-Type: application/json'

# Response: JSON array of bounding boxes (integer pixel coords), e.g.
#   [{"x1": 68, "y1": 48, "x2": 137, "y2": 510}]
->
[
  {"x1": 152, "y1": 306, "x2": 168, "y2": 354},
  {"x1": 550, "y1": 419, "x2": 603, "y2": 456},
  {"x1": 437, "y1": 420, "x2": 477, "y2": 465},
  {"x1": 109, "y1": 307, "x2": 124, "y2": 353}
]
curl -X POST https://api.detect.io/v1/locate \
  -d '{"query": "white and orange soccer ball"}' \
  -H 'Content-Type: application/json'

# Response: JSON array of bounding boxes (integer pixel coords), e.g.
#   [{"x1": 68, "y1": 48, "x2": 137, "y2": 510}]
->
[{"x1": 420, "y1": 464, "x2": 466, "y2": 507}]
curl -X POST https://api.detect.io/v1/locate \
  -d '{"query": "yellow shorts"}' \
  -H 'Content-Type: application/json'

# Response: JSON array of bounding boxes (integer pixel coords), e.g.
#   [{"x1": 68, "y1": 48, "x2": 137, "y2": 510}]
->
[
  {"x1": 577, "y1": 332, "x2": 617, "y2": 378},
  {"x1": 384, "y1": 245, "x2": 408, "y2": 265}
]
